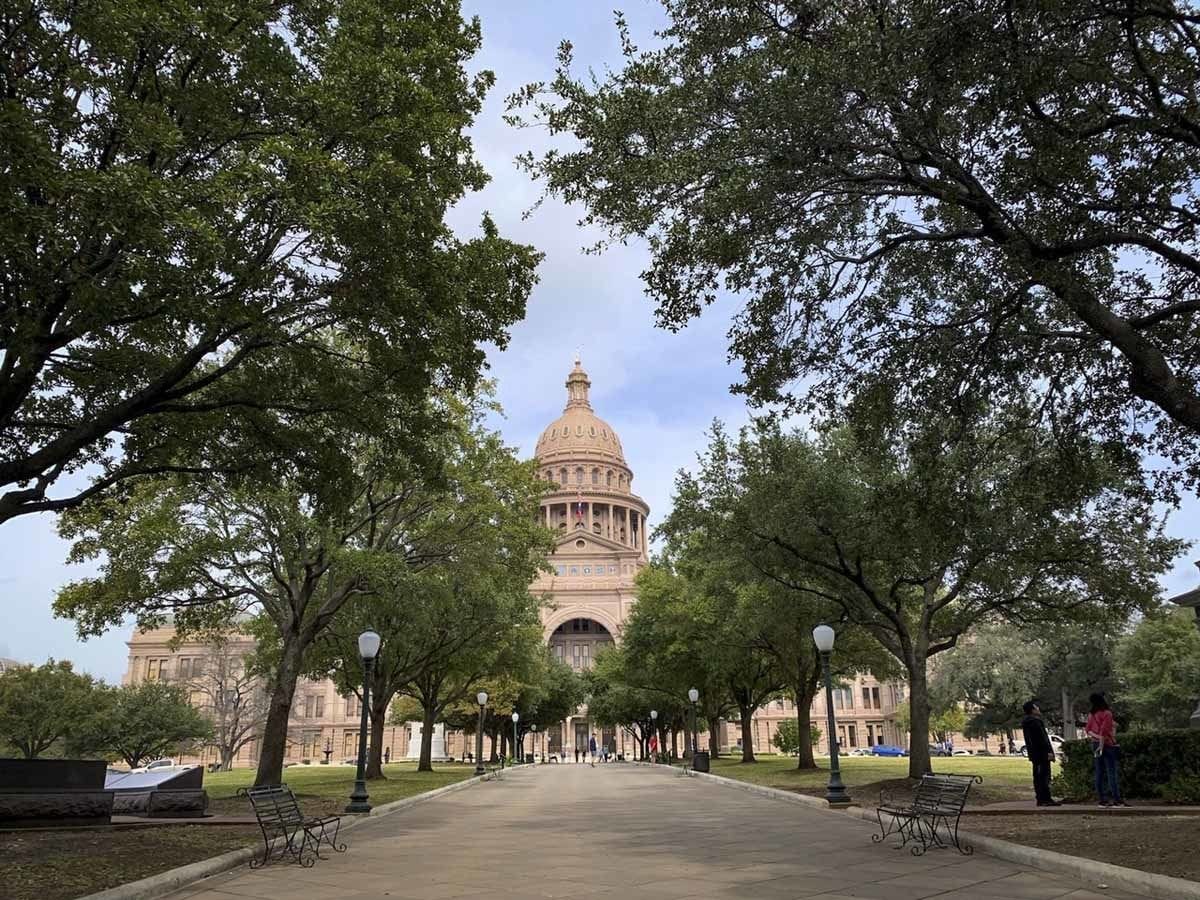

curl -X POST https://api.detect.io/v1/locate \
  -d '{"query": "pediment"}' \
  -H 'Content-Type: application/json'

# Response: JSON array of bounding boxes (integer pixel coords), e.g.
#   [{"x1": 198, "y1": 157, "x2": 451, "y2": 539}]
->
[{"x1": 551, "y1": 529, "x2": 634, "y2": 555}]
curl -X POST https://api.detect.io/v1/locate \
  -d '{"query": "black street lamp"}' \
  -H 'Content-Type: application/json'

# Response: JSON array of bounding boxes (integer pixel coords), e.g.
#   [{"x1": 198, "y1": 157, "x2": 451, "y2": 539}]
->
[
  {"x1": 511, "y1": 712, "x2": 520, "y2": 765},
  {"x1": 346, "y1": 630, "x2": 381, "y2": 813},
  {"x1": 687, "y1": 688, "x2": 699, "y2": 759},
  {"x1": 813, "y1": 624, "x2": 851, "y2": 808},
  {"x1": 650, "y1": 709, "x2": 658, "y2": 762},
  {"x1": 531, "y1": 724, "x2": 538, "y2": 763},
  {"x1": 474, "y1": 691, "x2": 488, "y2": 776}
]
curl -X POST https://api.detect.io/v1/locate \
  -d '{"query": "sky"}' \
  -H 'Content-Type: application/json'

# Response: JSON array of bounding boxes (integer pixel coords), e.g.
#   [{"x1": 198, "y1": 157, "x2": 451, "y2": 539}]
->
[{"x1": 2, "y1": 0, "x2": 1198, "y2": 682}]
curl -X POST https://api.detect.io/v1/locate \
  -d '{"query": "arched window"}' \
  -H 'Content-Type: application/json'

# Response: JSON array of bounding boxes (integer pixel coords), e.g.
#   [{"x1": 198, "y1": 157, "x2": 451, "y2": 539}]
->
[
  {"x1": 559, "y1": 468, "x2": 567, "y2": 484},
  {"x1": 592, "y1": 468, "x2": 599, "y2": 484},
  {"x1": 575, "y1": 467, "x2": 584, "y2": 484},
  {"x1": 606, "y1": 470, "x2": 613, "y2": 486},
  {"x1": 618, "y1": 474, "x2": 625, "y2": 488}
]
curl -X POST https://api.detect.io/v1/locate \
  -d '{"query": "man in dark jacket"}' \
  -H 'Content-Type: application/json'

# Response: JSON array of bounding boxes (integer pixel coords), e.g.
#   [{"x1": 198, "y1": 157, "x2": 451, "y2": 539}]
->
[{"x1": 1021, "y1": 701, "x2": 1061, "y2": 807}]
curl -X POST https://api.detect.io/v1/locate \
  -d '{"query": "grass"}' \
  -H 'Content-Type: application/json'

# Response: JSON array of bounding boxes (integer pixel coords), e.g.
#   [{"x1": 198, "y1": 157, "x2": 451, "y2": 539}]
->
[
  {"x1": 1, "y1": 761, "x2": 476, "y2": 900},
  {"x1": 205, "y1": 760, "x2": 477, "y2": 818},
  {"x1": 702, "y1": 753, "x2": 1049, "y2": 806}
]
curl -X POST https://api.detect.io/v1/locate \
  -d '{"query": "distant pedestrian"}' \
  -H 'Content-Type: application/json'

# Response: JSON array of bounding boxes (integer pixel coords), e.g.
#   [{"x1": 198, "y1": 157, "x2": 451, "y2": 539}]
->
[
  {"x1": 574, "y1": 746, "x2": 580, "y2": 763},
  {"x1": 589, "y1": 733, "x2": 598, "y2": 767},
  {"x1": 1086, "y1": 693, "x2": 1127, "y2": 808},
  {"x1": 649, "y1": 733, "x2": 659, "y2": 761},
  {"x1": 384, "y1": 747, "x2": 391, "y2": 764},
  {"x1": 1020, "y1": 701, "x2": 1061, "y2": 807}
]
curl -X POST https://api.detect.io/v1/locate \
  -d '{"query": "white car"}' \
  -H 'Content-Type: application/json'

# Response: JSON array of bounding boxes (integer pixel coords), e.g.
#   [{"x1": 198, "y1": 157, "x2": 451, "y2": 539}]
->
[
  {"x1": 130, "y1": 757, "x2": 178, "y2": 773},
  {"x1": 1014, "y1": 734, "x2": 1065, "y2": 757}
]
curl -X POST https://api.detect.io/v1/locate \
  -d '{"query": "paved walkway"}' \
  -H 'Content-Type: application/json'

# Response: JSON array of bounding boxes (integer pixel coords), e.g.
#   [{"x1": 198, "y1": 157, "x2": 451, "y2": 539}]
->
[{"x1": 170, "y1": 764, "x2": 1154, "y2": 900}]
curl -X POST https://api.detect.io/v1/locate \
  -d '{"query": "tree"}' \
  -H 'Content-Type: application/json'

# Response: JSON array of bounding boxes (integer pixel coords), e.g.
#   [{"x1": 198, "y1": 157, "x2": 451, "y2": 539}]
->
[
  {"x1": 1034, "y1": 625, "x2": 1123, "y2": 733},
  {"x1": 771, "y1": 719, "x2": 820, "y2": 756},
  {"x1": 1115, "y1": 607, "x2": 1200, "y2": 730},
  {"x1": 0, "y1": 660, "x2": 98, "y2": 758},
  {"x1": 187, "y1": 639, "x2": 269, "y2": 771},
  {"x1": 96, "y1": 681, "x2": 211, "y2": 769},
  {"x1": 586, "y1": 647, "x2": 664, "y2": 760},
  {"x1": 514, "y1": 2, "x2": 1200, "y2": 491},
  {"x1": 672, "y1": 412, "x2": 1179, "y2": 776},
  {"x1": 307, "y1": 408, "x2": 552, "y2": 776},
  {"x1": 1, "y1": 0, "x2": 539, "y2": 524},
  {"x1": 929, "y1": 626, "x2": 1048, "y2": 741},
  {"x1": 57, "y1": 393, "x2": 533, "y2": 786}
]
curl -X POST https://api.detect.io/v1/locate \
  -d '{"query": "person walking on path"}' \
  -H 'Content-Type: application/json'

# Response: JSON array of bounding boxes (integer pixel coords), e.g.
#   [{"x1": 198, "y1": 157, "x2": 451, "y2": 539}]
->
[
  {"x1": 589, "y1": 733, "x2": 598, "y2": 767},
  {"x1": 1086, "y1": 693, "x2": 1128, "y2": 808},
  {"x1": 1021, "y1": 701, "x2": 1061, "y2": 807},
  {"x1": 649, "y1": 733, "x2": 658, "y2": 762}
]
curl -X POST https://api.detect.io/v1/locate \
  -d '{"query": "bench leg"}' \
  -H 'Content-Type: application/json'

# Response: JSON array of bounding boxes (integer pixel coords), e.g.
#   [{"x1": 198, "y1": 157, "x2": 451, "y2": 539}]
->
[{"x1": 306, "y1": 819, "x2": 347, "y2": 858}]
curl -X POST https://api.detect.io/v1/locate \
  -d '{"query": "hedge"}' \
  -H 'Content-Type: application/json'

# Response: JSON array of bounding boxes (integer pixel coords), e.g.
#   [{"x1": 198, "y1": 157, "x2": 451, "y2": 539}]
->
[{"x1": 1051, "y1": 730, "x2": 1200, "y2": 803}]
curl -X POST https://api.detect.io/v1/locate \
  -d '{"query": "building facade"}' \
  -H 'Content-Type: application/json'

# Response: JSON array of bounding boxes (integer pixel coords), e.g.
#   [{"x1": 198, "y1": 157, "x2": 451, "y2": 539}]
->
[{"x1": 121, "y1": 360, "x2": 991, "y2": 769}]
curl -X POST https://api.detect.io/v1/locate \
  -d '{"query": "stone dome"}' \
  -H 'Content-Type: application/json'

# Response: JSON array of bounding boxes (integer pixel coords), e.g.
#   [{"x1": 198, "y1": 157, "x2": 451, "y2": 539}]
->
[{"x1": 534, "y1": 361, "x2": 626, "y2": 465}]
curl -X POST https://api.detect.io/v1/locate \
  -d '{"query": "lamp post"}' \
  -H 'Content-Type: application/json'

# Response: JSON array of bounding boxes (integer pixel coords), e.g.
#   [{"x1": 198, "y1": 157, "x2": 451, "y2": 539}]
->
[
  {"x1": 512, "y1": 712, "x2": 520, "y2": 765},
  {"x1": 474, "y1": 691, "x2": 488, "y2": 776},
  {"x1": 687, "y1": 688, "x2": 699, "y2": 759},
  {"x1": 346, "y1": 630, "x2": 381, "y2": 813},
  {"x1": 650, "y1": 709, "x2": 658, "y2": 762},
  {"x1": 813, "y1": 625, "x2": 851, "y2": 808},
  {"x1": 531, "y1": 724, "x2": 538, "y2": 763}
]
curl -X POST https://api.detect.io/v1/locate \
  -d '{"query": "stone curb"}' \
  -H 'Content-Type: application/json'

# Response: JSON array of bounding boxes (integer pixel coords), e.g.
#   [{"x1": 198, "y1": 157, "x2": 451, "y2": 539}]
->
[
  {"x1": 78, "y1": 773, "x2": 491, "y2": 900},
  {"x1": 681, "y1": 768, "x2": 830, "y2": 811}
]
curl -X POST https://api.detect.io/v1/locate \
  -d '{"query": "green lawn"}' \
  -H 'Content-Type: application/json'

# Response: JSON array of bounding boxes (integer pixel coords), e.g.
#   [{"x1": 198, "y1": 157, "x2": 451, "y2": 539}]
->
[
  {"x1": 703, "y1": 754, "x2": 1049, "y2": 806},
  {"x1": 206, "y1": 761, "x2": 477, "y2": 818}
]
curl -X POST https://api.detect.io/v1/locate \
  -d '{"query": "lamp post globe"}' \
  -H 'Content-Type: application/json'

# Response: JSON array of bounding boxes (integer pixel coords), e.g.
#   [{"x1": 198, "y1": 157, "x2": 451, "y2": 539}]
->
[
  {"x1": 532, "y1": 724, "x2": 538, "y2": 763},
  {"x1": 474, "y1": 691, "x2": 488, "y2": 777},
  {"x1": 346, "y1": 630, "x2": 381, "y2": 813},
  {"x1": 512, "y1": 712, "x2": 520, "y2": 765},
  {"x1": 812, "y1": 624, "x2": 851, "y2": 807}
]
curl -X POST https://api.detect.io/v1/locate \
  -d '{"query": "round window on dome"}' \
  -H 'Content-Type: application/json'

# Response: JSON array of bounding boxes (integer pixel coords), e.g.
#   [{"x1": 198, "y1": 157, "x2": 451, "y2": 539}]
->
[{"x1": 575, "y1": 539, "x2": 585, "y2": 549}]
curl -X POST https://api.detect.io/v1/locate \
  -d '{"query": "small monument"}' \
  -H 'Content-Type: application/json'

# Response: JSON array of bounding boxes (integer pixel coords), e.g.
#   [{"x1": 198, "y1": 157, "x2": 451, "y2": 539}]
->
[
  {"x1": 104, "y1": 765, "x2": 208, "y2": 817},
  {"x1": 405, "y1": 721, "x2": 454, "y2": 761},
  {"x1": 0, "y1": 759, "x2": 114, "y2": 827}
]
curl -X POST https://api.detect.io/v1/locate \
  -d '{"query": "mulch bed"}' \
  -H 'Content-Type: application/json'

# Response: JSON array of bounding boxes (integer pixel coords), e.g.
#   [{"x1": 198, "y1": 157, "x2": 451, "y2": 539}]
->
[
  {"x1": 1, "y1": 824, "x2": 260, "y2": 900},
  {"x1": 965, "y1": 814, "x2": 1200, "y2": 882}
]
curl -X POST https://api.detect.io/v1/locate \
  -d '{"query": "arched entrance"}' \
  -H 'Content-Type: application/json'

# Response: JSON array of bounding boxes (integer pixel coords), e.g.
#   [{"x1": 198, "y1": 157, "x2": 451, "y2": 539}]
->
[{"x1": 547, "y1": 616, "x2": 616, "y2": 759}]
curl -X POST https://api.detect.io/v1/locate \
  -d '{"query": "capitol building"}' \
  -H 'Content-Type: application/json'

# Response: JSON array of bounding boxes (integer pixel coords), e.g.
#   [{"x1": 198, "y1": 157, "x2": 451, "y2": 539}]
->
[{"x1": 122, "y1": 361, "x2": 909, "y2": 766}]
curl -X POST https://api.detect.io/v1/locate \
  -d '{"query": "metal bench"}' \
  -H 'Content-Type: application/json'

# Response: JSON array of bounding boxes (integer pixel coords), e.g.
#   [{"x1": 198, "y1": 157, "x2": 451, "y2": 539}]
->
[
  {"x1": 873, "y1": 773, "x2": 981, "y2": 856},
  {"x1": 240, "y1": 784, "x2": 346, "y2": 868}
]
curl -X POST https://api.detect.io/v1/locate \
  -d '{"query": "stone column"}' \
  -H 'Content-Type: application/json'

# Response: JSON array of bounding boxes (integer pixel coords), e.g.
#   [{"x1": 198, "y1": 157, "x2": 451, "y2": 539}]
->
[{"x1": 588, "y1": 501, "x2": 594, "y2": 534}]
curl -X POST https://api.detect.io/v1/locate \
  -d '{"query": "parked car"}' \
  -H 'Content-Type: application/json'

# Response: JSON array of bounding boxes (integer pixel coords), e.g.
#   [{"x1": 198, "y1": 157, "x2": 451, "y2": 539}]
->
[
  {"x1": 952, "y1": 748, "x2": 974, "y2": 756},
  {"x1": 929, "y1": 744, "x2": 951, "y2": 757},
  {"x1": 848, "y1": 748, "x2": 873, "y2": 757},
  {"x1": 1014, "y1": 734, "x2": 1065, "y2": 757},
  {"x1": 130, "y1": 758, "x2": 177, "y2": 773},
  {"x1": 870, "y1": 744, "x2": 908, "y2": 757}
]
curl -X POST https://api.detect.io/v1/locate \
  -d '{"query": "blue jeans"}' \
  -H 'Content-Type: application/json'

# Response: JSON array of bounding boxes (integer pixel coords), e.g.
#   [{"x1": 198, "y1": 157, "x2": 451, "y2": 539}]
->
[{"x1": 1094, "y1": 746, "x2": 1122, "y2": 803}]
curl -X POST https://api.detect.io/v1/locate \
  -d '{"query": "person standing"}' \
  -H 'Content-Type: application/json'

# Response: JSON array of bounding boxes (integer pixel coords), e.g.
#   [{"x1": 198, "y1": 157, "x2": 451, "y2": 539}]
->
[
  {"x1": 1020, "y1": 701, "x2": 1061, "y2": 807},
  {"x1": 1086, "y1": 693, "x2": 1127, "y2": 808},
  {"x1": 589, "y1": 732, "x2": 598, "y2": 767},
  {"x1": 649, "y1": 733, "x2": 658, "y2": 762},
  {"x1": 384, "y1": 746, "x2": 391, "y2": 765}
]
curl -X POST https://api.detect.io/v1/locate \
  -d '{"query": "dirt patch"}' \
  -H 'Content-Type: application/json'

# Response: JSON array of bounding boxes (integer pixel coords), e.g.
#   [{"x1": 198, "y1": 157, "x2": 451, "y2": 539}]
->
[
  {"x1": 1, "y1": 824, "x2": 260, "y2": 900},
  {"x1": 966, "y1": 814, "x2": 1200, "y2": 882}
]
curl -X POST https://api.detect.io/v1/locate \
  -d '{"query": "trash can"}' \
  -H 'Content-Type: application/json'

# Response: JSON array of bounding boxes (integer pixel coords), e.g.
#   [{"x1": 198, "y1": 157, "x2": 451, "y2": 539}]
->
[
  {"x1": 525, "y1": 753, "x2": 534, "y2": 764},
  {"x1": 693, "y1": 751, "x2": 710, "y2": 773}
]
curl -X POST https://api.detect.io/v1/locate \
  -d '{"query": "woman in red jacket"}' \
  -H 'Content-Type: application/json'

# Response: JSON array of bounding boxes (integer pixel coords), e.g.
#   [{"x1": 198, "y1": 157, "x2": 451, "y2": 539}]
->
[{"x1": 1085, "y1": 693, "x2": 1128, "y2": 807}]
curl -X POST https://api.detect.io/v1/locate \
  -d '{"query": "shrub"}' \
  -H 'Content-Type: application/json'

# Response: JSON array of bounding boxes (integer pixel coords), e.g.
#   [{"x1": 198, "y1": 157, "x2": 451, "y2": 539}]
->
[{"x1": 1052, "y1": 730, "x2": 1200, "y2": 802}]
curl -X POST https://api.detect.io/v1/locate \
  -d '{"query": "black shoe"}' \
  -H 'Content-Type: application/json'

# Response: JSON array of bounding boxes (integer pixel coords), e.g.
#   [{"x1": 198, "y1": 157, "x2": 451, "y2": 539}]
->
[{"x1": 1037, "y1": 800, "x2": 1062, "y2": 807}]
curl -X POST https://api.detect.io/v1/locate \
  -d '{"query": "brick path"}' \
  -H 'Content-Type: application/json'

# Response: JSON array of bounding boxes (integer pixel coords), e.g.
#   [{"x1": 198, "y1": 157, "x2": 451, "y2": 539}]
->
[{"x1": 169, "y1": 763, "x2": 1155, "y2": 900}]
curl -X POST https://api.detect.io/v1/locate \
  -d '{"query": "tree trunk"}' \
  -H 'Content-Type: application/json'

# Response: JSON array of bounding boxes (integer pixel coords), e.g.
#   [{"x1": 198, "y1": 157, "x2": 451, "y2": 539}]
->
[
  {"x1": 795, "y1": 691, "x2": 817, "y2": 770},
  {"x1": 739, "y1": 705, "x2": 755, "y2": 763},
  {"x1": 709, "y1": 722, "x2": 721, "y2": 757},
  {"x1": 220, "y1": 747, "x2": 235, "y2": 771},
  {"x1": 670, "y1": 727, "x2": 678, "y2": 761},
  {"x1": 366, "y1": 704, "x2": 387, "y2": 780},
  {"x1": 488, "y1": 726, "x2": 499, "y2": 762},
  {"x1": 418, "y1": 700, "x2": 437, "y2": 772},
  {"x1": 254, "y1": 634, "x2": 305, "y2": 786},
  {"x1": 907, "y1": 656, "x2": 933, "y2": 778}
]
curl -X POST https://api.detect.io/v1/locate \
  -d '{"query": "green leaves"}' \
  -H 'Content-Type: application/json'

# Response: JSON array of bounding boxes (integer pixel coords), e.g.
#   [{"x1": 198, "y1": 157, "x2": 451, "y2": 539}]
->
[
  {"x1": 90, "y1": 681, "x2": 212, "y2": 769},
  {"x1": 1115, "y1": 608, "x2": 1200, "y2": 730},
  {"x1": 1, "y1": 0, "x2": 540, "y2": 522},
  {"x1": 514, "y1": 1, "x2": 1200, "y2": 492},
  {"x1": 0, "y1": 660, "x2": 99, "y2": 759}
]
